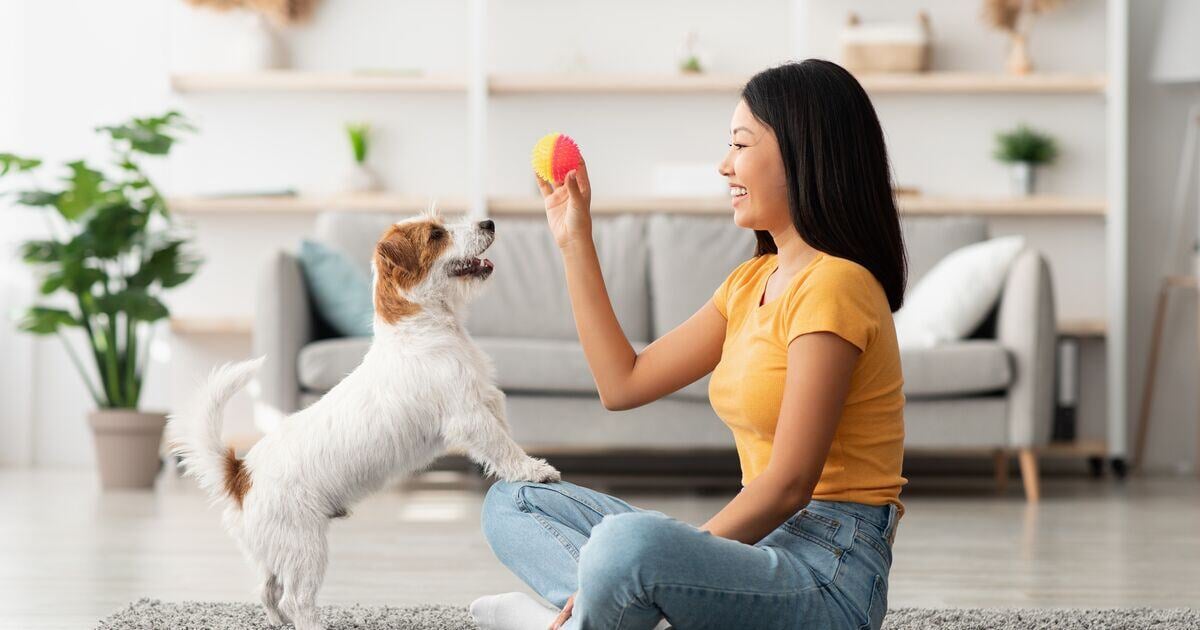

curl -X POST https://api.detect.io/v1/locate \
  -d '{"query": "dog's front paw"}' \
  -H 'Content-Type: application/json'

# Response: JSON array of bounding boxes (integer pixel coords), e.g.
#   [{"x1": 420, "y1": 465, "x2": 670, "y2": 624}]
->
[{"x1": 504, "y1": 457, "x2": 560, "y2": 484}]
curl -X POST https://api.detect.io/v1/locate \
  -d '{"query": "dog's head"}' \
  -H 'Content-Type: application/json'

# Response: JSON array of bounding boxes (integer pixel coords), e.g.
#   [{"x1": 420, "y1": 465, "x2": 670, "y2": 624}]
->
[{"x1": 372, "y1": 206, "x2": 495, "y2": 324}]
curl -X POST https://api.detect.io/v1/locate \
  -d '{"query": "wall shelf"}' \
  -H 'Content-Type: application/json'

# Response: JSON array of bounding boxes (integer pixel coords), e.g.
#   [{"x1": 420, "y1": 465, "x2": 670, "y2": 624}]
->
[
  {"x1": 169, "y1": 71, "x2": 1106, "y2": 96},
  {"x1": 856, "y1": 72, "x2": 1106, "y2": 94},
  {"x1": 170, "y1": 194, "x2": 469, "y2": 214},
  {"x1": 169, "y1": 316, "x2": 253, "y2": 336},
  {"x1": 169, "y1": 71, "x2": 468, "y2": 93}
]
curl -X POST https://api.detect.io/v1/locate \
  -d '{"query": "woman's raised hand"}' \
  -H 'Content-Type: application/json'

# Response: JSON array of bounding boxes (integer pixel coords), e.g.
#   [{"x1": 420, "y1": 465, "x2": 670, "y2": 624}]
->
[{"x1": 537, "y1": 158, "x2": 592, "y2": 251}]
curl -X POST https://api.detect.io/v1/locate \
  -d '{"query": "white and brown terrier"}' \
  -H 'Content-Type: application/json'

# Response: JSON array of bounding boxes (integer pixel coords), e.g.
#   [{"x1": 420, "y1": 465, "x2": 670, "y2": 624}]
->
[{"x1": 168, "y1": 207, "x2": 559, "y2": 630}]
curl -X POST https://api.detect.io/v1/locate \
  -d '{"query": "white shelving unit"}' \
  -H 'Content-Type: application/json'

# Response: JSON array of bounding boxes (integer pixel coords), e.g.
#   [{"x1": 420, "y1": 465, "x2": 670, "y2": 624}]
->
[{"x1": 168, "y1": 0, "x2": 1130, "y2": 466}]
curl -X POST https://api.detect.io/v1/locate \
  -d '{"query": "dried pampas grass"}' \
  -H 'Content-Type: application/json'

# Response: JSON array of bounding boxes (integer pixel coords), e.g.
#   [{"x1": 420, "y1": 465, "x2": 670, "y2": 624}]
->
[{"x1": 184, "y1": 0, "x2": 320, "y2": 25}]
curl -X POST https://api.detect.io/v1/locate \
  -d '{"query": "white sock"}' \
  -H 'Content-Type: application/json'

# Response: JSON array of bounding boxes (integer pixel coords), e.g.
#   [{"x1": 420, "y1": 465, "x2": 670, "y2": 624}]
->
[{"x1": 469, "y1": 592, "x2": 559, "y2": 630}]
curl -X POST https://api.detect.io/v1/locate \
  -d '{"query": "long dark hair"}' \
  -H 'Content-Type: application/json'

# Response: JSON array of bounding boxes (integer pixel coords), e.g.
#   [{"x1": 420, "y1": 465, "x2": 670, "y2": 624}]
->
[{"x1": 742, "y1": 60, "x2": 907, "y2": 312}]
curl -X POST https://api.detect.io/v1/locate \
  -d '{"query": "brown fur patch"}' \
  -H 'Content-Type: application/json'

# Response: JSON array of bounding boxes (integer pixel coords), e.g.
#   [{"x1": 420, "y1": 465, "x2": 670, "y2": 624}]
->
[
  {"x1": 223, "y1": 447, "x2": 252, "y2": 508},
  {"x1": 373, "y1": 221, "x2": 451, "y2": 324}
]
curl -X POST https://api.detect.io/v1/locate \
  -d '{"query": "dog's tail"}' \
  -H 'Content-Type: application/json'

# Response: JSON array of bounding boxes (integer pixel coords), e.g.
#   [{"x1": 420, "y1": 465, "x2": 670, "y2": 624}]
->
[{"x1": 167, "y1": 356, "x2": 265, "y2": 508}]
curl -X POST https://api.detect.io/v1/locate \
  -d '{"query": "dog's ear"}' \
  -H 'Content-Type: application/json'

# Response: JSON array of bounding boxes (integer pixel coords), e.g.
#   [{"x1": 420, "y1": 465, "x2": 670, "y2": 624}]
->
[{"x1": 376, "y1": 236, "x2": 419, "y2": 279}]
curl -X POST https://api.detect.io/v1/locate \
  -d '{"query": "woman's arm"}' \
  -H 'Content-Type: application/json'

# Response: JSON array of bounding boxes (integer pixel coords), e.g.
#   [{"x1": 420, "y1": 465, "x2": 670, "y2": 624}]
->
[
  {"x1": 541, "y1": 163, "x2": 726, "y2": 411},
  {"x1": 700, "y1": 331, "x2": 859, "y2": 544}
]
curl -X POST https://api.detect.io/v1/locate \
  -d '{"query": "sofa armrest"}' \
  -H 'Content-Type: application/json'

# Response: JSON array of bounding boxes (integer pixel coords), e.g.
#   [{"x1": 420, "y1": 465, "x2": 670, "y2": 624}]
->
[
  {"x1": 253, "y1": 252, "x2": 315, "y2": 426},
  {"x1": 995, "y1": 249, "x2": 1057, "y2": 448}
]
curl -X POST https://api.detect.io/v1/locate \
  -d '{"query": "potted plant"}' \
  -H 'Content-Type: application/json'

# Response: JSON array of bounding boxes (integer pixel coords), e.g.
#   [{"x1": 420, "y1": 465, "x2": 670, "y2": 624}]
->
[
  {"x1": 340, "y1": 122, "x2": 382, "y2": 194},
  {"x1": 0, "y1": 112, "x2": 199, "y2": 489},
  {"x1": 993, "y1": 123, "x2": 1058, "y2": 196}
]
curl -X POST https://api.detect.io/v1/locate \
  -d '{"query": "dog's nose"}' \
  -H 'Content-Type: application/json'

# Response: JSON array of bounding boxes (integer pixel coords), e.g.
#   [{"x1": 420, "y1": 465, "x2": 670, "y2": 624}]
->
[{"x1": 479, "y1": 219, "x2": 495, "y2": 233}]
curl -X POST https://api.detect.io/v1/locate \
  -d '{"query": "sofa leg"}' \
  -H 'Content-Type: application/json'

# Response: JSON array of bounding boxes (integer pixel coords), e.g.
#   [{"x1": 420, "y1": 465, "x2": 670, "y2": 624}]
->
[
  {"x1": 993, "y1": 450, "x2": 1010, "y2": 494},
  {"x1": 1018, "y1": 448, "x2": 1041, "y2": 502}
]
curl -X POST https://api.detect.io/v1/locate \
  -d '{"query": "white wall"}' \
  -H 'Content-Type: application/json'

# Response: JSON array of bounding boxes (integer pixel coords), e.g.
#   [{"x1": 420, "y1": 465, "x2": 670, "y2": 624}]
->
[{"x1": 1, "y1": 0, "x2": 1194, "y2": 473}]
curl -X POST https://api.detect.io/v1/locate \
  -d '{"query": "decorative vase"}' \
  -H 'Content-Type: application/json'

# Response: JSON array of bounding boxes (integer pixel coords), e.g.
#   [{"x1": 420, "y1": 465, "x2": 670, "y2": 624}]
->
[
  {"x1": 88, "y1": 409, "x2": 167, "y2": 490},
  {"x1": 340, "y1": 162, "x2": 383, "y2": 194},
  {"x1": 1009, "y1": 161, "x2": 1036, "y2": 196},
  {"x1": 1006, "y1": 33, "x2": 1033, "y2": 75}
]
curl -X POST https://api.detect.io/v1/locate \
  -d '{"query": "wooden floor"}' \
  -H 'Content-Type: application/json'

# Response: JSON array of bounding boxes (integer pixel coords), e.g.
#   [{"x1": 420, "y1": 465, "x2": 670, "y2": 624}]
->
[{"x1": 1, "y1": 468, "x2": 1198, "y2": 629}]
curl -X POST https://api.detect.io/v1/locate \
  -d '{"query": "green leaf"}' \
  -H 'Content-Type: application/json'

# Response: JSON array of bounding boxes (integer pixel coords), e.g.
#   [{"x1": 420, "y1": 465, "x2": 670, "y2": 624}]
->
[
  {"x1": 17, "y1": 190, "x2": 61, "y2": 207},
  {"x1": 128, "y1": 239, "x2": 201, "y2": 289},
  {"x1": 47, "y1": 263, "x2": 106, "y2": 294},
  {"x1": 19, "y1": 240, "x2": 61, "y2": 264},
  {"x1": 55, "y1": 161, "x2": 107, "y2": 220},
  {"x1": 94, "y1": 289, "x2": 169, "y2": 322},
  {"x1": 79, "y1": 201, "x2": 147, "y2": 258},
  {"x1": 0, "y1": 153, "x2": 41, "y2": 176},
  {"x1": 98, "y1": 111, "x2": 194, "y2": 156},
  {"x1": 16, "y1": 307, "x2": 80, "y2": 335}
]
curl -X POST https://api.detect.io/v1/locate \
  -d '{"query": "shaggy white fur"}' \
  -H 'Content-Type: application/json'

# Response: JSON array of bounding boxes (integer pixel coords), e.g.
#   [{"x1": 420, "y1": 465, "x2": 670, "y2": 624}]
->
[{"x1": 168, "y1": 208, "x2": 560, "y2": 630}]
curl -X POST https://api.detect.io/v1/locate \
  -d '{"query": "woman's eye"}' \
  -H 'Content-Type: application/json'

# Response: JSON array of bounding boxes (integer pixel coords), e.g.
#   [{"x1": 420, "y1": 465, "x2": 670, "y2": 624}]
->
[{"x1": 728, "y1": 143, "x2": 747, "y2": 150}]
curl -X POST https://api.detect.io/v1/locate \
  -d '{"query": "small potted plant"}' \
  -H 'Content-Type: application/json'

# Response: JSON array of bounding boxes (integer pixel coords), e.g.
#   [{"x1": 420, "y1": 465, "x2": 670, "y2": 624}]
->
[
  {"x1": 1, "y1": 112, "x2": 199, "y2": 489},
  {"x1": 340, "y1": 122, "x2": 382, "y2": 194},
  {"x1": 993, "y1": 123, "x2": 1058, "y2": 196}
]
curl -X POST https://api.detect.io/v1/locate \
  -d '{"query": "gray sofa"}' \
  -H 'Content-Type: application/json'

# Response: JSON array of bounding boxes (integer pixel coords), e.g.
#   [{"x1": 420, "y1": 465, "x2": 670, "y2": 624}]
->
[{"x1": 255, "y1": 212, "x2": 1055, "y2": 500}]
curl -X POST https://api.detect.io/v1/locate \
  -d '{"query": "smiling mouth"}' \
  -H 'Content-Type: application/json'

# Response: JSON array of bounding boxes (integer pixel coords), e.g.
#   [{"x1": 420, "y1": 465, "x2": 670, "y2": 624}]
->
[{"x1": 449, "y1": 256, "x2": 494, "y2": 278}]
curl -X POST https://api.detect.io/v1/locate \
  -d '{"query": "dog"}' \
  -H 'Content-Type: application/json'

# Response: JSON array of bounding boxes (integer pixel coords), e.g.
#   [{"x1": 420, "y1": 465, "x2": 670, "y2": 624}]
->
[{"x1": 168, "y1": 207, "x2": 560, "y2": 630}]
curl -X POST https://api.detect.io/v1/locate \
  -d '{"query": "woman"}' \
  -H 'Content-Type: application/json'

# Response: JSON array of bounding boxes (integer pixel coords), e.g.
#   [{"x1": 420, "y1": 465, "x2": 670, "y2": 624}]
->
[{"x1": 470, "y1": 59, "x2": 907, "y2": 630}]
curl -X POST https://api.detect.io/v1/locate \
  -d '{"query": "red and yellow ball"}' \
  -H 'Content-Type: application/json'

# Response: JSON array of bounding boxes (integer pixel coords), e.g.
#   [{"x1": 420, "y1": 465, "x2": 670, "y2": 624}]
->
[{"x1": 531, "y1": 132, "x2": 582, "y2": 186}]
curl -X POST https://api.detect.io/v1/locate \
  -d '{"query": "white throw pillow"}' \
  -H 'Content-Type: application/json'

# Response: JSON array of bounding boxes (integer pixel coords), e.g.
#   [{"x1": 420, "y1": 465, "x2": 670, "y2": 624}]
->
[{"x1": 894, "y1": 235, "x2": 1026, "y2": 349}]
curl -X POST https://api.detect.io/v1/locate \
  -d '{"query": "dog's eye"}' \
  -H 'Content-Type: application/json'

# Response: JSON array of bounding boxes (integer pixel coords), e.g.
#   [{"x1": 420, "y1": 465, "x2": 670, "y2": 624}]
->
[{"x1": 429, "y1": 228, "x2": 446, "y2": 241}]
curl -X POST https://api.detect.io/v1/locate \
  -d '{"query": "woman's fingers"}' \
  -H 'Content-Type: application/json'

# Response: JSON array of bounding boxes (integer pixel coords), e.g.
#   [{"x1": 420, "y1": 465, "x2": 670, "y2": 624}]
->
[
  {"x1": 549, "y1": 596, "x2": 574, "y2": 630},
  {"x1": 565, "y1": 171, "x2": 585, "y2": 209},
  {"x1": 536, "y1": 175, "x2": 553, "y2": 198},
  {"x1": 575, "y1": 157, "x2": 591, "y2": 198}
]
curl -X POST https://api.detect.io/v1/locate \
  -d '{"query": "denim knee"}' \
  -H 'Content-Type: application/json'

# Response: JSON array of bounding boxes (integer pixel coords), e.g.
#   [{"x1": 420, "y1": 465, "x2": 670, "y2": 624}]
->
[
  {"x1": 578, "y1": 512, "x2": 673, "y2": 598},
  {"x1": 481, "y1": 480, "x2": 523, "y2": 545}
]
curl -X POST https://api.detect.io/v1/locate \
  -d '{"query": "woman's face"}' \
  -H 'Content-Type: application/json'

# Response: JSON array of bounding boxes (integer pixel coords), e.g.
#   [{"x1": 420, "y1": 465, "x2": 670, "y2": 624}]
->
[{"x1": 718, "y1": 100, "x2": 790, "y2": 232}]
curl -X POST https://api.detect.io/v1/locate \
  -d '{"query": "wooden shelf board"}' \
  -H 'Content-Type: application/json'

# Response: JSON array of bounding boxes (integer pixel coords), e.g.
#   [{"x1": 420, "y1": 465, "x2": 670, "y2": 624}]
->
[
  {"x1": 170, "y1": 71, "x2": 467, "y2": 93},
  {"x1": 1058, "y1": 317, "x2": 1107, "y2": 338},
  {"x1": 489, "y1": 73, "x2": 749, "y2": 94},
  {"x1": 898, "y1": 194, "x2": 1106, "y2": 216},
  {"x1": 856, "y1": 72, "x2": 1107, "y2": 94},
  {"x1": 170, "y1": 194, "x2": 470, "y2": 214},
  {"x1": 169, "y1": 316, "x2": 253, "y2": 336},
  {"x1": 486, "y1": 72, "x2": 1107, "y2": 95}
]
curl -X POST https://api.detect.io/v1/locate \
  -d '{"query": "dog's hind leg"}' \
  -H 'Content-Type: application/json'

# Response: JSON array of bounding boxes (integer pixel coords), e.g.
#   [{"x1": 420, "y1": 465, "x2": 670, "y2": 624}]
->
[
  {"x1": 258, "y1": 567, "x2": 288, "y2": 626},
  {"x1": 277, "y1": 525, "x2": 329, "y2": 630}
]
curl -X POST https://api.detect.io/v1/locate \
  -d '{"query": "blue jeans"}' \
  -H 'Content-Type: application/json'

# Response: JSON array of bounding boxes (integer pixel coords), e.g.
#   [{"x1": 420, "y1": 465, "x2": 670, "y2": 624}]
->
[{"x1": 480, "y1": 479, "x2": 898, "y2": 630}]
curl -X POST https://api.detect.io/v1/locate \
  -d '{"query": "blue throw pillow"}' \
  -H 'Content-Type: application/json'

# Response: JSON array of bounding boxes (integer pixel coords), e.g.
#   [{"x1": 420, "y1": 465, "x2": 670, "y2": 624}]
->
[{"x1": 297, "y1": 239, "x2": 374, "y2": 337}]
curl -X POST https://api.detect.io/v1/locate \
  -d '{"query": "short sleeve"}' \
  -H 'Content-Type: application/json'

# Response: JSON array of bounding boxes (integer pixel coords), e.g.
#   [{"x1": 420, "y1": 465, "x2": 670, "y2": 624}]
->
[
  {"x1": 783, "y1": 263, "x2": 880, "y2": 352},
  {"x1": 712, "y1": 258, "x2": 757, "y2": 319}
]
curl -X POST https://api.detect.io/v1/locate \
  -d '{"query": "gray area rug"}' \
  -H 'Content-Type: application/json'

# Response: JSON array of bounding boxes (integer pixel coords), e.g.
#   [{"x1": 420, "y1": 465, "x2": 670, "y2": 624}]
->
[{"x1": 98, "y1": 598, "x2": 1200, "y2": 629}]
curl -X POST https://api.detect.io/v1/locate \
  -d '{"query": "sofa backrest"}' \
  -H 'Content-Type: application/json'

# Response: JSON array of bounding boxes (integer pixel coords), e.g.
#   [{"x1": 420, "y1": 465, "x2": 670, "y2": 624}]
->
[
  {"x1": 901, "y1": 216, "x2": 988, "y2": 290},
  {"x1": 311, "y1": 212, "x2": 990, "y2": 343}
]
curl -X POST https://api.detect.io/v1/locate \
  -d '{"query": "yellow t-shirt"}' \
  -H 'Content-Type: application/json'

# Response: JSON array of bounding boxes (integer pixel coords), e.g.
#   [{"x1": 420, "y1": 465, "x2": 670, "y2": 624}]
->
[{"x1": 708, "y1": 252, "x2": 907, "y2": 517}]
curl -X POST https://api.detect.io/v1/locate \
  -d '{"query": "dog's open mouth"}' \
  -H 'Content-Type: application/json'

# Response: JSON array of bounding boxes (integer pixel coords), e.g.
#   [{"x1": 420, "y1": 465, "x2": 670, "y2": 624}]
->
[{"x1": 449, "y1": 256, "x2": 494, "y2": 278}]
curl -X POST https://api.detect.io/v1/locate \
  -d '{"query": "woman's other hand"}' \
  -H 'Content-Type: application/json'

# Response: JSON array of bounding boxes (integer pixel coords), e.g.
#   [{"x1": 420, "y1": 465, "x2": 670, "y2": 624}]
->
[
  {"x1": 549, "y1": 591, "x2": 577, "y2": 629},
  {"x1": 538, "y1": 159, "x2": 592, "y2": 252}
]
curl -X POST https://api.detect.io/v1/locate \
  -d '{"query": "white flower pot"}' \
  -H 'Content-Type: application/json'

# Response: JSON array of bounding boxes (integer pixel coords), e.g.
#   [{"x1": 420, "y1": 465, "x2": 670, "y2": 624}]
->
[
  {"x1": 89, "y1": 409, "x2": 167, "y2": 490},
  {"x1": 340, "y1": 163, "x2": 383, "y2": 194},
  {"x1": 1009, "y1": 161, "x2": 1037, "y2": 196}
]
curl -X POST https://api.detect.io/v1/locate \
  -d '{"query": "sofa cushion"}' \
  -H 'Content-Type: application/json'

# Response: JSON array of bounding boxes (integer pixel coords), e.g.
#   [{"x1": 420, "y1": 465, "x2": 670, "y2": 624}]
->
[
  {"x1": 297, "y1": 240, "x2": 374, "y2": 338},
  {"x1": 298, "y1": 337, "x2": 370, "y2": 391},
  {"x1": 901, "y1": 340, "x2": 1012, "y2": 398},
  {"x1": 900, "y1": 216, "x2": 988, "y2": 291},
  {"x1": 647, "y1": 215, "x2": 757, "y2": 337},
  {"x1": 465, "y1": 215, "x2": 652, "y2": 342}
]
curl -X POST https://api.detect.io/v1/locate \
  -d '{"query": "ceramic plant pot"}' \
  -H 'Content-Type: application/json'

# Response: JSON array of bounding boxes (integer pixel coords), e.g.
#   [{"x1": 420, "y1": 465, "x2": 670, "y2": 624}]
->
[
  {"x1": 1009, "y1": 161, "x2": 1036, "y2": 196},
  {"x1": 88, "y1": 409, "x2": 167, "y2": 490}
]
